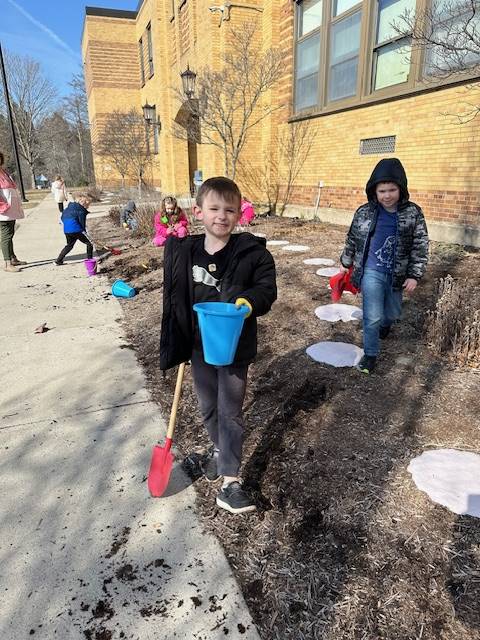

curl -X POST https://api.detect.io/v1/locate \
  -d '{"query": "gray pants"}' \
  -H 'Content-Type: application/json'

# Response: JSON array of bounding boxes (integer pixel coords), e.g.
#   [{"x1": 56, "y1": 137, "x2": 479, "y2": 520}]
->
[{"x1": 191, "y1": 349, "x2": 248, "y2": 477}]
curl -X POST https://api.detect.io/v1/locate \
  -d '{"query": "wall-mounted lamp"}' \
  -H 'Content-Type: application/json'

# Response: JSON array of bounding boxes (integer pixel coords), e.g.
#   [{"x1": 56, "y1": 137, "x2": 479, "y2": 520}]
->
[
  {"x1": 180, "y1": 65, "x2": 196, "y2": 100},
  {"x1": 142, "y1": 102, "x2": 161, "y2": 129}
]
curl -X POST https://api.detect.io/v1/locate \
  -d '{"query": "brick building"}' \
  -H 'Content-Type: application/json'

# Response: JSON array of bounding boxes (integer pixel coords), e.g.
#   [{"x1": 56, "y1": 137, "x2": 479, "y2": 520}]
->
[{"x1": 82, "y1": 1, "x2": 480, "y2": 244}]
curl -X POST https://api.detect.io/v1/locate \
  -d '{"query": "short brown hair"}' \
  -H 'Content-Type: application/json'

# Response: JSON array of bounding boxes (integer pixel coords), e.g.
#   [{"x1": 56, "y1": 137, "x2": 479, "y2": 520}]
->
[
  {"x1": 75, "y1": 192, "x2": 91, "y2": 207},
  {"x1": 196, "y1": 176, "x2": 241, "y2": 208}
]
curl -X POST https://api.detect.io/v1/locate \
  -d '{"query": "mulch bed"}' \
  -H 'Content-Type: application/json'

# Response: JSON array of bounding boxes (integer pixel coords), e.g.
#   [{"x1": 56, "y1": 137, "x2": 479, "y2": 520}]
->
[{"x1": 90, "y1": 212, "x2": 480, "y2": 640}]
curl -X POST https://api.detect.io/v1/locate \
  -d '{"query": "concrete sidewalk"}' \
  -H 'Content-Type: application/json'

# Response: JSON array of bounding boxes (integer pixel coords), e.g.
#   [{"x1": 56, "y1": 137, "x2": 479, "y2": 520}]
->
[{"x1": 0, "y1": 197, "x2": 260, "y2": 640}]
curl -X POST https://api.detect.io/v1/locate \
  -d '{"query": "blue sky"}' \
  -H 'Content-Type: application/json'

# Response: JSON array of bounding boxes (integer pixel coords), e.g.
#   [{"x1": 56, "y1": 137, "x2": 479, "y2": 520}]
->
[{"x1": 1, "y1": 0, "x2": 138, "y2": 98}]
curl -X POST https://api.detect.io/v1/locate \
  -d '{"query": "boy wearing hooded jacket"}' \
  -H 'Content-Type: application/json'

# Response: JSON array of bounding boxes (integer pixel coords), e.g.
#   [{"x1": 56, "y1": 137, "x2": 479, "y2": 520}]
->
[
  {"x1": 160, "y1": 177, "x2": 277, "y2": 514},
  {"x1": 55, "y1": 194, "x2": 93, "y2": 265},
  {"x1": 340, "y1": 158, "x2": 429, "y2": 374}
]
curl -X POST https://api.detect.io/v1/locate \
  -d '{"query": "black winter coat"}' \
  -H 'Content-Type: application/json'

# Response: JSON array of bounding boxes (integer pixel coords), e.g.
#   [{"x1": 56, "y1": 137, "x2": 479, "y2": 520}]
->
[{"x1": 160, "y1": 233, "x2": 277, "y2": 370}]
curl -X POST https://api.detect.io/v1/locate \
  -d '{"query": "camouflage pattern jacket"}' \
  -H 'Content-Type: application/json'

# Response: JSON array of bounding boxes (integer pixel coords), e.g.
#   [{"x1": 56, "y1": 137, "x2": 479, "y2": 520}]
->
[{"x1": 340, "y1": 201, "x2": 429, "y2": 291}]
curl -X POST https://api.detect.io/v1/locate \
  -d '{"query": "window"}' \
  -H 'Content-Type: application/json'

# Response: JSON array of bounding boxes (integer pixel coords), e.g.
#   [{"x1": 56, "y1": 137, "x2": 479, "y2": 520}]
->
[
  {"x1": 298, "y1": 0, "x2": 323, "y2": 36},
  {"x1": 146, "y1": 23, "x2": 154, "y2": 77},
  {"x1": 295, "y1": 0, "x2": 322, "y2": 110},
  {"x1": 139, "y1": 38, "x2": 145, "y2": 85},
  {"x1": 145, "y1": 107, "x2": 160, "y2": 155},
  {"x1": 372, "y1": 0, "x2": 414, "y2": 91},
  {"x1": 153, "y1": 107, "x2": 159, "y2": 154},
  {"x1": 333, "y1": 0, "x2": 359, "y2": 16},
  {"x1": 425, "y1": 0, "x2": 480, "y2": 76},
  {"x1": 328, "y1": 10, "x2": 361, "y2": 101},
  {"x1": 296, "y1": 35, "x2": 321, "y2": 110},
  {"x1": 293, "y1": 1, "x2": 480, "y2": 116}
]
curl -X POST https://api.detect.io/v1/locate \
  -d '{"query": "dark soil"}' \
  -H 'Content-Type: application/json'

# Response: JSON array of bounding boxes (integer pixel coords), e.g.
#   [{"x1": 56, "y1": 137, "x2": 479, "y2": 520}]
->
[{"x1": 90, "y1": 213, "x2": 480, "y2": 640}]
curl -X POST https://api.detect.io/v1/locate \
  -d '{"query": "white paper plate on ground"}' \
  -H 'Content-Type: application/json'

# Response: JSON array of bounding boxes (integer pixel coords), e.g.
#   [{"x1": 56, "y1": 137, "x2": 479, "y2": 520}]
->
[
  {"x1": 304, "y1": 258, "x2": 335, "y2": 266},
  {"x1": 267, "y1": 240, "x2": 290, "y2": 246},
  {"x1": 283, "y1": 244, "x2": 310, "y2": 252},
  {"x1": 317, "y1": 267, "x2": 341, "y2": 277},
  {"x1": 315, "y1": 304, "x2": 362, "y2": 322},
  {"x1": 408, "y1": 449, "x2": 480, "y2": 518},
  {"x1": 306, "y1": 341, "x2": 363, "y2": 367}
]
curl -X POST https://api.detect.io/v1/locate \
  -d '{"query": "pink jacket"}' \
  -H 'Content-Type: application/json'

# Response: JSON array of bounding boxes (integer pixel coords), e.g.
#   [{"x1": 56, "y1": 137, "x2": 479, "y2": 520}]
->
[
  {"x1": 239, "y1": 199, "x2": 255, "y2": 225},
  {"x1": 0, "y1": 170, "x2": 25, "y2": 221},
  {"x1": 153, "y1": 210, "x2": 189, "y2": 246}
]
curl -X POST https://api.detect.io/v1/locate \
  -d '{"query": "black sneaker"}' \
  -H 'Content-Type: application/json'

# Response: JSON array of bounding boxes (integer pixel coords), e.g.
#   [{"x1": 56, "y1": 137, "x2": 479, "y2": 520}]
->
[
  {"x1": 356, "y1": 355, "x2": 377, "y2": 374},
  {"x1": 201, "y1": 448, "x2": 219, "y2": 482},
  {"x1": 379, "y1": 325, "x2": 391, "y2": 339},
  {"x1": 216, "y1": 482, "x2": 256, "y2": 514},
  {"x1": 54, "y1": 260, "x2": 63, "y2": 266}
]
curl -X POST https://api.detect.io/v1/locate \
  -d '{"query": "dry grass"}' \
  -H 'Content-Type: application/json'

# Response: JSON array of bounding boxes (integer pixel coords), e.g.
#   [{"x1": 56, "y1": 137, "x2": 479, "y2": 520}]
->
[
  {"x1": 108, "y1": 202, "x2": 162, "y2": 239},
  {"x1": 426, "y1": 274, "x2": 480, "y2": 368}
]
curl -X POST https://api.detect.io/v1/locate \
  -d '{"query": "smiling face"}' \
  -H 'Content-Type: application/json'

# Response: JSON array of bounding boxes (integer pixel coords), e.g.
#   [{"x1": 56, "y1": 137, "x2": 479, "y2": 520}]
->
[
  {"x1": 194, "y1": 190, "x2": 241, "y2": 243},
  {"x1": 376, "y1": 182, "x2": 400, "y2": 212}
]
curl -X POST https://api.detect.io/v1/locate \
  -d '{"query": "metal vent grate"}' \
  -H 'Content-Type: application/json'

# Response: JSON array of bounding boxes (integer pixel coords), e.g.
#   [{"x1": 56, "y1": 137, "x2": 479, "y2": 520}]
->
[{"x1": 359, "y1": 135, "x2": 396, "y2": 155}]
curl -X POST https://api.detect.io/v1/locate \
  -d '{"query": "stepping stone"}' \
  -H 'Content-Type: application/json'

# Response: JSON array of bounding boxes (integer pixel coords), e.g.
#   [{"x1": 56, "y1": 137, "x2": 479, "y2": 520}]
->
[
  {"x1": 254, "y1": 232, "x2": 267, "y2": 238},
  {"x1": 267, "y1": 240, "x2": 290, "y2": 246},
  {"x1": 317, "y1": 267, "x2": 341, "y2": 277},
  {"x1": 306, "y1": 341, "x2": 363, "y2": 367},
  {"x1": 408, "y1": 449, "x2": 480, "y2": 518},
  {"x1": 283, "y1": 244, "x2": 310, "y2": 252},
  {"x1": 303, "y1": 258, "x2": 335, "y2": 266},
  {"x1": 314, "y1": 304, "x2": 362, "y2": 322}
]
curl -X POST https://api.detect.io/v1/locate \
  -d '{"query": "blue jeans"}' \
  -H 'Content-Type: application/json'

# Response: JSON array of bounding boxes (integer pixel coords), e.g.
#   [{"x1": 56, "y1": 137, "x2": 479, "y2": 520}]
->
[{"x1": 361, "y1": 268, "x2": 403, "y2": 357}]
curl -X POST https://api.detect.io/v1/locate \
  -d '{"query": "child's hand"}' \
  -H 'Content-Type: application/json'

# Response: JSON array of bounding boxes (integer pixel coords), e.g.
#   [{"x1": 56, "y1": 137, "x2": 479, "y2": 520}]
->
[
  {"x1": 235, "y1": 297, "x2": 252, "y2": 318},
  {"x1": 166, "y1": 226, "x2": 174, "y2": 235},
  {"x1": 339, "y1": 265, "x2": 349, "y2": 274},
  {"x1": 403, "y1": 278, "x2": 417, "y2": 293}
]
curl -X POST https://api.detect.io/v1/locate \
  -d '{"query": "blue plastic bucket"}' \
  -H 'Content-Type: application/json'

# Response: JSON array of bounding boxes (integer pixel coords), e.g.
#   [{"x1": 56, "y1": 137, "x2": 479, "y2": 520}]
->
[
  {"x1": 193, "y1": 302, "x2": 250, "y2": 366},
  {"x1": 112, "y1": 279, "x2": 136, "y2": 298}
]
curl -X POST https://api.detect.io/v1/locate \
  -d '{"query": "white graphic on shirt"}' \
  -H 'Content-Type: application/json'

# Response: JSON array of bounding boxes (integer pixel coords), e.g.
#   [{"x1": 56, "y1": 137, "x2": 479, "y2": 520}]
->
[
  {"x1": 375, "y1": 235, "x2": 395, "y2": 270},
  {"x1": 192, "y1": 265, "x2": 221, "y2": 291}
]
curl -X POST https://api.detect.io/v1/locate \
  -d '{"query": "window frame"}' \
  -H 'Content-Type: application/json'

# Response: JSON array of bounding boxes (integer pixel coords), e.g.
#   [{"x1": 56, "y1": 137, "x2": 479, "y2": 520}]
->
[{"x1": 292, "y1": 0, "x2": 480, "y2": 119}]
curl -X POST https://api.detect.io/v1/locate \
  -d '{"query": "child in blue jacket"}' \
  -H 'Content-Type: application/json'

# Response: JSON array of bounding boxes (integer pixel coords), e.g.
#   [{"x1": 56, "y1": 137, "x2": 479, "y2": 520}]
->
[{"x1": 55, "y1": 194, "x2": 94, "y2": 265}]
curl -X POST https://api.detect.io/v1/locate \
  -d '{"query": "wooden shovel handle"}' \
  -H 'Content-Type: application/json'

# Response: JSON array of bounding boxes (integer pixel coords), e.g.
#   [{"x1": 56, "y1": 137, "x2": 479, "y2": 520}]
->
[{"x1": 166, "y1": 362, "x2": 186, "y2": 440}]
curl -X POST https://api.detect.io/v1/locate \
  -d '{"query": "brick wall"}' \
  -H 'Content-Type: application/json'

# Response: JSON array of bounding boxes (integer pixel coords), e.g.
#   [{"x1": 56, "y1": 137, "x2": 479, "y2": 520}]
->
[{"x1": 82, "y1": 1, "x2": 480, "y2": 235}]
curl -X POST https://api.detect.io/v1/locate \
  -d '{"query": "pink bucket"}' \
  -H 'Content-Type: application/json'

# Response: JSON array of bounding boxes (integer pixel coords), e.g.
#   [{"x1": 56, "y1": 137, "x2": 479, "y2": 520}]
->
[{"x1": 84, "y1": 258, "x2": 97, "y2": 276}]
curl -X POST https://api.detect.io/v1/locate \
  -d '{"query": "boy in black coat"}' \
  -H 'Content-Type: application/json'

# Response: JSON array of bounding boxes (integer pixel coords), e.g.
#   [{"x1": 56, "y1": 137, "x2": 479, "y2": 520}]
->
[{"x1": 160, "y1": 177, "x2": 277, "y2": 513}]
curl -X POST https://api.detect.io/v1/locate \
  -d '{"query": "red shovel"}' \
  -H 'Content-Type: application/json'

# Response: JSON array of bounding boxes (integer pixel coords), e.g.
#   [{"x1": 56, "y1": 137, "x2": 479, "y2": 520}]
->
[{"x1": 147, "y1": 362, "x2": 186, "y2": 497}]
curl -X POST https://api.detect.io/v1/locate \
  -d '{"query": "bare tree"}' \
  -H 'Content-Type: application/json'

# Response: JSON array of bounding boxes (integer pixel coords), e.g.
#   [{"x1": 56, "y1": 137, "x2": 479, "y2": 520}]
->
[
  {"x1": 394, "y1": 0, "x2": 480, "y2": 120},
  {"x1": 95, "y1": 108, "x2": 153, "y2": 193},
  {"x1": 38, "y1": 111, "x2": 75, "y2": 179},
  {"x1": 63, "y1": 73, "x2": 94, "y2": 182},
  {"x1": 174, "y1": 23, "x2": 283, "y2": 180},
  {"x1": 3, "y1": 51, "x2": 57, "y2": 187},
  {"x1": 238, "y1": 120, "x2": 316, "y2": 216}
]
